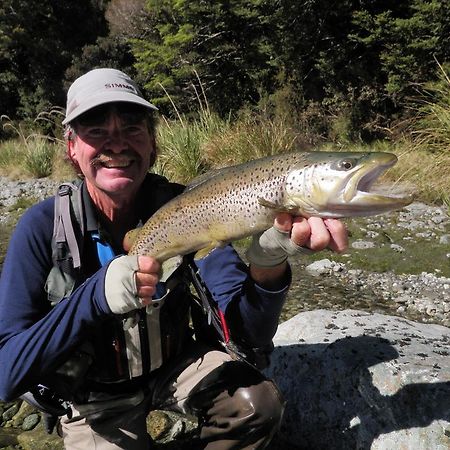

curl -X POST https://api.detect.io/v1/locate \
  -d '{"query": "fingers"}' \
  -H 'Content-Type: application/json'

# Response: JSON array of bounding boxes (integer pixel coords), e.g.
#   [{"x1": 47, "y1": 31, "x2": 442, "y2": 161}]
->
[
  {"x1": 135, "y1": 256, "x2": 160, "y2": 302},
  {"x1": 273, "y1": 213, "x2": 348, "y2": 253},
  {"x1": 299, "y1": 217, "x2": 330, "y2": 250},
  {"x1": 324, "y1": 218, "x2": 348, "y2": 253},
  {"x1": 273, "y1": 213, "x2": 294, "y2": 232}
]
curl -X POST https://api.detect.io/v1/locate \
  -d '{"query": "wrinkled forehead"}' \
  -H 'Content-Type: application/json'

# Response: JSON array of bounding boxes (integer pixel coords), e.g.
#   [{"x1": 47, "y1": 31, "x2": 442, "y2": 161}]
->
[{"x1": 74, "y1": 102, "x2": 149, "y2": 127}]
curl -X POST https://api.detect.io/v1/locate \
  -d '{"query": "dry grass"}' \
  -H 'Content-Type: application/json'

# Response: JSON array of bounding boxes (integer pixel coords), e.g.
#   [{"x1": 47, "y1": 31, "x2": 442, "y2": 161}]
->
[
  {"x1": 202, "y1": 113, "x2": 299, "y2": 169},
  {"x1": 389, "y1": 144, "x2": 450, "y2": 206}
]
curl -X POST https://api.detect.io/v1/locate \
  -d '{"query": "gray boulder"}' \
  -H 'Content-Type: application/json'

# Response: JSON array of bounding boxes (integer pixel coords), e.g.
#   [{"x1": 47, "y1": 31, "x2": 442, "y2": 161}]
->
[{"x1": 265, "y1": 310, "x2": 450, "y2": 450}]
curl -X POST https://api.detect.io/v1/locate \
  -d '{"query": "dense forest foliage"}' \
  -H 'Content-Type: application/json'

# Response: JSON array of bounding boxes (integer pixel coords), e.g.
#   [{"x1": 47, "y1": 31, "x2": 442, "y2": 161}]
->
[{"x1": 1, "y1": 0, "x2": 449, "y2": 141}]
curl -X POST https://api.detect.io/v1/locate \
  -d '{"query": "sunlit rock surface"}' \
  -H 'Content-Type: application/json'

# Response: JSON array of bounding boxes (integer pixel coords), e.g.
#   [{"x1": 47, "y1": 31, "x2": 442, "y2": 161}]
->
[{"x1": 266, "y1": 309, "x2": 450, "y2": 450}]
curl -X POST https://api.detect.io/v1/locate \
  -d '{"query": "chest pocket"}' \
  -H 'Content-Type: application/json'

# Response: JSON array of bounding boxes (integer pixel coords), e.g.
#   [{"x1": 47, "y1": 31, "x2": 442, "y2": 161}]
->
[
  {"x1": 45, "y1": 266, "x2": 77, "y2": 306},
  {"x1": 45, "y1": 181, "x2": 84, "y2": 305}
]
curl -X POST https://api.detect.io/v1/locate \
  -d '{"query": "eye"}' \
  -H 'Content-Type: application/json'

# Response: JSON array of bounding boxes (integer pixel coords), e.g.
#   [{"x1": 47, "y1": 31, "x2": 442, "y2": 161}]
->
[
  {"x1": 337, "y1": 158, "x2": 356, "y2": 171},
  {"x1": 125, "y1": 125, "x2": 145, "y2": 136},
  {"x1": 87, "y1": 128, "x2": 107, "y2": 138}
]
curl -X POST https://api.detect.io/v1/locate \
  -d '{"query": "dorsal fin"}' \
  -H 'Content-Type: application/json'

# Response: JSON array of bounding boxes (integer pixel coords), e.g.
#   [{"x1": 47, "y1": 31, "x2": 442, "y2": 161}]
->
[{"x1": 185, "y1": 168, "x2": 225, "y2": 191}]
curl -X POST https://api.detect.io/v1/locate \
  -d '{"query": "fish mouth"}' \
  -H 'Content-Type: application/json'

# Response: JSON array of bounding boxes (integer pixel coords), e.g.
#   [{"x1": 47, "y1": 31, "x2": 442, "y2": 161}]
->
[{"x1": 339, "y1": 153, "x2": 413, "y2": 215}]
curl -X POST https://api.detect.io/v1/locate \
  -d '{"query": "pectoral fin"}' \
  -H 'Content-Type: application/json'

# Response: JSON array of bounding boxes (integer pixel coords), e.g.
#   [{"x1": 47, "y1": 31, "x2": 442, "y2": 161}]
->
[
  {"x1": 258, "y1": 197, "x2": 299, "y2": 214},
  {"x1": 194, "y1": 241, "x2": 226, "y2": 260},
  {"x1": 123, "y1": 228, "x2": 141, "y2": 251},
  {"x1": 257, "y1": 197, "x2": 280, "y2": 209},
  {"x1": 160, "y1": 255, "x2": 184, "y2": 283}
]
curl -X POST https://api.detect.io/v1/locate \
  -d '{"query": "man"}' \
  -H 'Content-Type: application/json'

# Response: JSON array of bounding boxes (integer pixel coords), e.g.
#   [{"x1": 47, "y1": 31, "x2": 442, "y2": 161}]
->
[{"x1": 0, "y1": 68, "x2": 348, "y2": 449}]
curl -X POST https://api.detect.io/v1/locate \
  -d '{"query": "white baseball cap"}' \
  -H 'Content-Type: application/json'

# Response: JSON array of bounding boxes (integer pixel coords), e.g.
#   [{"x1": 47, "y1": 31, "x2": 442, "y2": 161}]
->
[{"x1": 63, "y1": 68, "x2": 157, "y2": 125}]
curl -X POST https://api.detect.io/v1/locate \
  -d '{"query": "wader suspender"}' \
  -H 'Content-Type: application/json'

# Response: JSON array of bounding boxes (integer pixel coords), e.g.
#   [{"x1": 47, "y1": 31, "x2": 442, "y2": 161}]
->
[{"x1": 53, "y1": 182, "x2": 84, "y2": 269}]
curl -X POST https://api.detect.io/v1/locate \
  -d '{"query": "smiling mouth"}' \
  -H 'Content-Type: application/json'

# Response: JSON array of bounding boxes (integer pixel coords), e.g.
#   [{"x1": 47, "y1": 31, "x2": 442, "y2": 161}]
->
[{"x1": 102, "y1": 160, "x2": 133, "y2": 169}]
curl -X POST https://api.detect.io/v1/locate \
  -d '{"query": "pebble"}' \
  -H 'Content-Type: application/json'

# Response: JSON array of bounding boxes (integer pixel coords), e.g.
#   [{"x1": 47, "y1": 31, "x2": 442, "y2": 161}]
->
[
  {"x1": 0, "y1": 177, "x2": 60, "y2": 223},
  {"x1": 21, "y1": 413, "x2": 40, "y2": 431},
  {"x1": 2, "y1": 404, "x2": 19, "y2": 422},
  {"x1": 351, "y1": 240, "x2": 375, "y2": 249},
  {"x1": 299, "y1": 201, "x2": 450, "y2": 328}
]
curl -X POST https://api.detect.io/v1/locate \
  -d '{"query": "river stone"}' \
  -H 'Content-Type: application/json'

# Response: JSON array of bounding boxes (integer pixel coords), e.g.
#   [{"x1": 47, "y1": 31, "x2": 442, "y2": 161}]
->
[
  {"x1": 2, "y1": 404, "x2": 19, "y2": 422},
  {"x1": 305, "y1": 258, "x2": 334, "y2": 276},
  {"x1": 265, "y1": 309, "x2": 450, "y2": 450},
  {"x1": 147, "y1": 410, "x2": 172, "y2": 440},
  {"x1": 21, "y1": 414, "x2": 40, "y2": 431},
  {"x1": 12, "y1": 401, "x2": 37, "y2": 427},
  {"x1": 351, "y1": 240, "x2": 376, "y2": 249},
  {"x1": 0, "y1": 427, "x2": 20, "y2": 447},
  {"x1": 16, "y1": 419, "x2": 63, "y2": 450}
]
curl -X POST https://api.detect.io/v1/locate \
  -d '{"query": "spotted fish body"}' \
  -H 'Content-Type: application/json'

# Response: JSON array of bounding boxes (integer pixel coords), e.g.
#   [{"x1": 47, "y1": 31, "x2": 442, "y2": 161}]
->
[{"x1": 128, "y1": 151, "x2": 412, "y2": 262}]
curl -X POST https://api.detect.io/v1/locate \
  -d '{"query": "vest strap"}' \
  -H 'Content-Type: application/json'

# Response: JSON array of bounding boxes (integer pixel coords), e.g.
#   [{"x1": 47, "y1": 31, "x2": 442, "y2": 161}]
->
[{"x1": 54, "y1": 183, "x2": 82, "y2": 269}]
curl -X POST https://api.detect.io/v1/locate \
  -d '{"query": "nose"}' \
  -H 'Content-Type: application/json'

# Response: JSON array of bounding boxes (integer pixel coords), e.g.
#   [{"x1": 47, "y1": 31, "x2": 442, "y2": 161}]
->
[{"x1": 104, "y1": 121, "x2": 128, "y2": 153}]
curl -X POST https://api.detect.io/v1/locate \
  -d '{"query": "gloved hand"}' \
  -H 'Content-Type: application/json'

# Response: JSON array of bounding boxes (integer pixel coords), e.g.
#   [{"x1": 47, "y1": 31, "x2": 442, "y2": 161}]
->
[
  {"x1": 246, "y1": 227, "x2": 313, "y2": 268},
  {"x1": 104, "y1": 255, "x2": 160, "y2": 314}
]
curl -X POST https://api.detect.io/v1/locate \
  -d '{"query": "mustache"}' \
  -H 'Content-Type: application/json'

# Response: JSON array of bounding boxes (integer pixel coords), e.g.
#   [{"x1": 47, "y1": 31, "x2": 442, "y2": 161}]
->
[{"x1": 90, "y1": 151, "x2": 141, "y2": 166}]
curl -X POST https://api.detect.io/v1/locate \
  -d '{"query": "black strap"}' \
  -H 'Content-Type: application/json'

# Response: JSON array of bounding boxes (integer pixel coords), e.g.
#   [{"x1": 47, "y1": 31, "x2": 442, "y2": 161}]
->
[{"x1": 187, "y1": 262, "x2": 227, "y2": 343}]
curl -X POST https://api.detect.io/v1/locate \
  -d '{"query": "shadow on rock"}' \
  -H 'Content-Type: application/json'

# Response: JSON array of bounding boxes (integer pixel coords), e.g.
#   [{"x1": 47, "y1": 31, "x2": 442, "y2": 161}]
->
[{"x1": 268, "y1": 335, "x2": 450, "y2": 450}]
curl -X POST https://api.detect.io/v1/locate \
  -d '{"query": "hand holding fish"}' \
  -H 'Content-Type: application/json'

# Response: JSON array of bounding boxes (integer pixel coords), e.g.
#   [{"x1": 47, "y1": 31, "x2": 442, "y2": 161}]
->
[
  {"x1": 272, "y1": 213, "x2": 348, "y2": 254},
  {"x1": 134, "y1": 256, "x2": 161, "y2": 305},
  {"x1": 247, "y1": 214, "x2": 348, "y2": 289},
  {"x1": 104, "y1": 255, "x2": 160, "y2": 314},
  {"x1": 247, "y1": 214, "x2": 348, "y2": 268}
]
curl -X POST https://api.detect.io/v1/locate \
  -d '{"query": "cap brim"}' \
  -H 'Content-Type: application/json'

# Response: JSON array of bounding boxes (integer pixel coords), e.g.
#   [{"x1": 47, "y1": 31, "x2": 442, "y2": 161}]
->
[{"x1": 62, "y1": 91, "x2": 158, "y2": 125}]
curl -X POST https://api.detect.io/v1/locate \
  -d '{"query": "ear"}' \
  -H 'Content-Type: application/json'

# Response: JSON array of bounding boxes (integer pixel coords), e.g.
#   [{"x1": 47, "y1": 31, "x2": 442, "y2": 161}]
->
[
  {"x1": 66, "y1": 139, "x2": 80, "y2": 171},
  {"x1": 149, "y1": 135, "x2": 158, "y2": 168}
]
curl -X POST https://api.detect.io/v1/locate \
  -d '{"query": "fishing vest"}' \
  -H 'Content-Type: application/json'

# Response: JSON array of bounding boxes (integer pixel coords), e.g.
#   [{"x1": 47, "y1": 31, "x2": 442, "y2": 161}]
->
[
  {"x1": 32, "y1": 175, "x2": 268, "y2": 412},
  {"x1": 43, "y1": 175, "x2": 198, "y2": 400}
]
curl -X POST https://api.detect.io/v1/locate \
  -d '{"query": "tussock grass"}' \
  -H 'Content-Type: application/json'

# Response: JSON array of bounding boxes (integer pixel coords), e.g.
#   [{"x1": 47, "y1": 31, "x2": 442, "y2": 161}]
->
[
  {"x1": 0, "y1": 135, "x2": 60, "y2": 179},
  {"x1": 0, "y1": 112, "x2": 65, "y2": 179},
  {"x1": 202, "y1": 113, "x2": 299, "y2": 169},
  {"x1": 389, "y1": 61, "x2": 450, "y2": 206},
  {"x1": 389, "y1": 144, "x2": 450, "y2": 205},
  {"x1": 23, "y1": 135, "x2": 57, "y2": 178},
  {"x1": 153, "y1": 109, "x2": 227, "y2": 183},
  {"x1": 408, "y1": 61, "x2": 450, "y2": 154}
]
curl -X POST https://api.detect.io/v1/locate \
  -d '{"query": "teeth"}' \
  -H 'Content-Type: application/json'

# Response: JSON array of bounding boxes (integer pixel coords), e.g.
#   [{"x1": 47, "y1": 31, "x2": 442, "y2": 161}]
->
[{"x1": 102, "y1": 160, "x2": 132, "y2": 168}]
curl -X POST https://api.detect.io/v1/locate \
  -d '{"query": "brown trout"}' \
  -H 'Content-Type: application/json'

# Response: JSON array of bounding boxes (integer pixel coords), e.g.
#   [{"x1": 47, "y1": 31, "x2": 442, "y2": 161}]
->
[{"x1": 127, "y1": 151, "x2": 412, "y2": 262}]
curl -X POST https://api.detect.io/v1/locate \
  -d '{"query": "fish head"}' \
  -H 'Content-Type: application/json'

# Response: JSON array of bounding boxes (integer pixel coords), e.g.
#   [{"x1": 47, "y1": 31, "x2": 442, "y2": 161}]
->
[{"x1": 285, "y1": 151, "x2": 413, "y2": 218}]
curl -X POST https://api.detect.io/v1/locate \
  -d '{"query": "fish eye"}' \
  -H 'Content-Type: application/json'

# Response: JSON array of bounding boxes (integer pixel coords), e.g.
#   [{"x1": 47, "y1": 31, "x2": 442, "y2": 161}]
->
[{"x1": 336, "y1": 158, "x2": 357, "y2": 171}]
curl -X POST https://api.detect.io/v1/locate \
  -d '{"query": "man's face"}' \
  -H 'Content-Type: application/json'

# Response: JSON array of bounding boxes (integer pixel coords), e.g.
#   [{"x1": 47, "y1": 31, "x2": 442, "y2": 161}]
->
[{"x1": 68, "y1": 103, "x2": 155, "y2": 201}]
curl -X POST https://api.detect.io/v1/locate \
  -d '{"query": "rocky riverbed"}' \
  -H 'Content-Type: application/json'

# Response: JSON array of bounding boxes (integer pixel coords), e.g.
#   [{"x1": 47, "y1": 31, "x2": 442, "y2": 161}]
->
[
  {"x1": 282, "y1": 201, "x2": 450, "y2": 328},
  {"x1": 0, "y1": 176, "x2": 449, "y2": 449}
]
